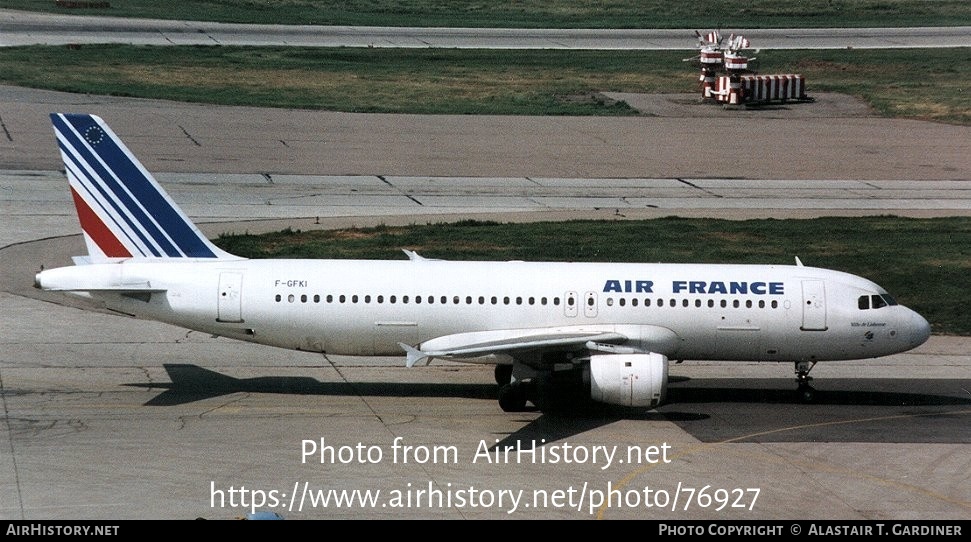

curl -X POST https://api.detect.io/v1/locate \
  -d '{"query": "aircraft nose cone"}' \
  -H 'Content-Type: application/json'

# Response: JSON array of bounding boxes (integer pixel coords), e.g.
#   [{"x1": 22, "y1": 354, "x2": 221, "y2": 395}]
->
[{"x1": 910, "y1": 311, "x2": 931, "y2": 347}]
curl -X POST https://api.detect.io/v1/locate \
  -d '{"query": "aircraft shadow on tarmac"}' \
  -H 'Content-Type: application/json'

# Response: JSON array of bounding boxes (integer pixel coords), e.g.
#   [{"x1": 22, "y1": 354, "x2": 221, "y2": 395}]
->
[
  {"x1": 126, "y1": 364, "x2": 497, "y2": 405},
  {"x1": 126, "y1": 365, "x2": 971, "y2": 446}
]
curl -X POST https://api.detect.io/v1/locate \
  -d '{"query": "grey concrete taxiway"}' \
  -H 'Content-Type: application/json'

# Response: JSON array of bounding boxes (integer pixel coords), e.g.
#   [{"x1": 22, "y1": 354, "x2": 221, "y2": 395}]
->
[
  {"x1": 3, "y1": 9, "x2": 969, "y2": 49},
  {"x1": 0, "y1": 86, "x2": 969, "y2": 520}
]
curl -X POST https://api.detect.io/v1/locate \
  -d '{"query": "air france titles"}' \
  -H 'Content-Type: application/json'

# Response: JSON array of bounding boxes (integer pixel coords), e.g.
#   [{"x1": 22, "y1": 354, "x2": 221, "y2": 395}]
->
[{"x1": 603, "y1": 279, "x2": 784, "y2": 295}]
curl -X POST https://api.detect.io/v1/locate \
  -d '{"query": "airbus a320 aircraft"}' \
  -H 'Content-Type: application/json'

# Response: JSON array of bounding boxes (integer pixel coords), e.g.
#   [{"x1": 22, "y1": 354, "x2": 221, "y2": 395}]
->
[{"x1": 36, "y1": 114, "x2": 932, "y2": 411}]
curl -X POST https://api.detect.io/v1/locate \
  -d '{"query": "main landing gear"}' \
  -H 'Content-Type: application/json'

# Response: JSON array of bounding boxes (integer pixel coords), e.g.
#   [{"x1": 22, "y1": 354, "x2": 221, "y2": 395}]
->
[
  {"x1": 495, "y1": 365, "x2": 529, "y2": 412},
  {"x1": 494, "y1": 364, "x2": 512, "y2": 386},
  {"x1": 794, "y1": 360, "x2": 818, "y2": 403},
  {"x1": 498, "y1": 382, "x2": 529, "y2": 412},
  {"x1": 494, "y1": 353, "x2": 586, "y2": 412}
]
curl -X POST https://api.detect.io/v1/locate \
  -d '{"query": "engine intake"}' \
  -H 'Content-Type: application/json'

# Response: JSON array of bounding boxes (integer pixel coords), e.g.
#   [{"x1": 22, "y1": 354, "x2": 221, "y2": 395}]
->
[{"x1": 590, "y1": 353, "x2": 668, "y2": 408}]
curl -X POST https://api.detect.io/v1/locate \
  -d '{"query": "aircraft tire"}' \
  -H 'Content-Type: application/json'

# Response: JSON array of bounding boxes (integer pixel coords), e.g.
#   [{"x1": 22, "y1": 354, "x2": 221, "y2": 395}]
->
[
  {"x1": 798, "y1": 384, "x2": 816, "y2": 403},
  {"x1": 498, "y1": 383, "x2": 527, "y2": 412},
  {"x1": 494, "y1": 364, "x2": 513, "y2": 386}
]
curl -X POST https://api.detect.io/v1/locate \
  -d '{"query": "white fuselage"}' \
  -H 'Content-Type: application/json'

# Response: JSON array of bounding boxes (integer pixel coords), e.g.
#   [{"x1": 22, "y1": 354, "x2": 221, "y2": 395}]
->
[{"x1": 38, "y1": 258, "x2": 931, "y2": 364}]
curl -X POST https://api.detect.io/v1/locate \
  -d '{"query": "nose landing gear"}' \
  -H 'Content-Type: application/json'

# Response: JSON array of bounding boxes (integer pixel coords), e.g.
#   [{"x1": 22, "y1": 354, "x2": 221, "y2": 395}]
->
[{"x1": 795, "y1": 360, "x2": 818, "y2": 403}]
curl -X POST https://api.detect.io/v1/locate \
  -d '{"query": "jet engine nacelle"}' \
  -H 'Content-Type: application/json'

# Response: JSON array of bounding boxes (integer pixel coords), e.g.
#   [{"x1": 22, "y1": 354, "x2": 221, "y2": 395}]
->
[{"x1": 589, "y1": 353, "x2": 668, "y2": 408}]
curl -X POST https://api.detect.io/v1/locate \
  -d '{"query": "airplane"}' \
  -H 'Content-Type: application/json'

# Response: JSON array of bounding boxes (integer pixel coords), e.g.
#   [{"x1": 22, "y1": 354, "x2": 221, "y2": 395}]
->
[{"x1": 36, "y1": 113, "x2": 932, "y2": 412}]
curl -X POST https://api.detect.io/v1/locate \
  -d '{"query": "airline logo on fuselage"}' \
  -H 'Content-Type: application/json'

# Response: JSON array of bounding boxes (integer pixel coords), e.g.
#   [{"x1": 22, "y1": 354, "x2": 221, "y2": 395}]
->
[
  {"x1": 604, "y1": 279, "x2": 784, "y2": 295},
  {"x1": 603, "y1": 280, "x2": 654, "y2": 293}
]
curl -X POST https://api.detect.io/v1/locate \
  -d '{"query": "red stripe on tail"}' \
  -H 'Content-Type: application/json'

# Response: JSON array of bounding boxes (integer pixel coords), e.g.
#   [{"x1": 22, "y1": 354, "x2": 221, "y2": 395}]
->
[{"x1": 70, "y1": 186, "x2": 132, "y2": 258}]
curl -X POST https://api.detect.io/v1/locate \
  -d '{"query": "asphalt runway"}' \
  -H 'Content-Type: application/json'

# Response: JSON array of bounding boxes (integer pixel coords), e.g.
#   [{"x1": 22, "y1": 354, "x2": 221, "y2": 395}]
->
[{"x1": 0, "y1": 86, "x2": 969, "y2": 520}]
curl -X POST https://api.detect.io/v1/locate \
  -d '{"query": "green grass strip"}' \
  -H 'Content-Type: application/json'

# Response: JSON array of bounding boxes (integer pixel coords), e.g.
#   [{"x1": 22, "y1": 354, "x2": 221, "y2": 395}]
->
[{"x1": 0, "y1": 46, "x2": 967, "y2": 123}]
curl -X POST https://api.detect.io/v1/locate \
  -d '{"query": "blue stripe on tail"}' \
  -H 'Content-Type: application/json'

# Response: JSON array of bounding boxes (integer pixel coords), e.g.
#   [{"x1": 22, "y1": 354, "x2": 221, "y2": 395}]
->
[
  {"x1": 57, "y1": 135, "x2": 162, "y2": 257},
  {"x1": 52, "y1": 114, "x2": 223, "y2": 259}
]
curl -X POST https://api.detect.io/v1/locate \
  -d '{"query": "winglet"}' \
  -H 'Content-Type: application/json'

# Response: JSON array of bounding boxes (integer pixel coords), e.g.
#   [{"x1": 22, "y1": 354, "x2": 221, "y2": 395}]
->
[
  {"x1": 402, "y1": 249, "x2": 427, "y2": 261},
  {"x1": 402, "y1": 249, "x2": 441, "y2": 262},
  {"x1": 398, "y1": 342, "x2": 429, "y2": 368}
]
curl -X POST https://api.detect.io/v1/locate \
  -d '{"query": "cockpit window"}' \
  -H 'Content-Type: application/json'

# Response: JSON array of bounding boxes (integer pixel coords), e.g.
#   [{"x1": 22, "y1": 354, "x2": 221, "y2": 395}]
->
[{"x1": 860, "y1": 294, "x2": 898, "y2": 310}]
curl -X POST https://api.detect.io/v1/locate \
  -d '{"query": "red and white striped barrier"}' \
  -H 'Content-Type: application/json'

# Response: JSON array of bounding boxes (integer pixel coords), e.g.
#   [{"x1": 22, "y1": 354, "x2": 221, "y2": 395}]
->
[
  {"x1": 741, "y1": 74, "x2": 806, "y2": 102},
  {"x1": 700, "y1": 49, "x2": 723, "y2": 65},
  {"x1": 700, "y1": 70, "x2": 717, "y2": 99},
  {"x1": 724, "y1": 53, "x2": 748, "y2": 71},
  {"x1": 692, "y1": 31, "x2": 809, "y2": 105},
  {"x1": 715, "y1": 76, "x2": 743, "y2": 105}
]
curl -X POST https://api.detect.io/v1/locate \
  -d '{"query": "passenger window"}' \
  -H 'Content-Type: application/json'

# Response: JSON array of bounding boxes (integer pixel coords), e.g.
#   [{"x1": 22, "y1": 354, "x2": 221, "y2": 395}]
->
[{"x1": 606, "y1": 298, "x2": 614, "y2": 306}]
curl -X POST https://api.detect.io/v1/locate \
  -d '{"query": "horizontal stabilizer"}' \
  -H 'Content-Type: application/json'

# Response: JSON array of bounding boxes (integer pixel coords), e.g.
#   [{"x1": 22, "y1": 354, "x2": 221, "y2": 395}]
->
[
  {"x1": 45, "y1": 284, "x2": 167, "y2": 293},
  {"x1": 34, "y1": 264, "x2": 166, "y2": 293}
]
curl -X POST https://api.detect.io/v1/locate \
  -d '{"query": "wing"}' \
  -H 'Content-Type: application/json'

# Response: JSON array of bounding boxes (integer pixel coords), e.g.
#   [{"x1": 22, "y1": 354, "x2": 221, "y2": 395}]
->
[{"x1": 399, "y1": 326, "x2": 645, "y2": 368}]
